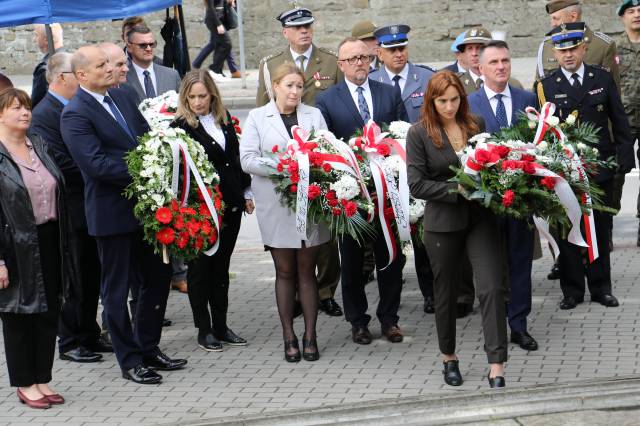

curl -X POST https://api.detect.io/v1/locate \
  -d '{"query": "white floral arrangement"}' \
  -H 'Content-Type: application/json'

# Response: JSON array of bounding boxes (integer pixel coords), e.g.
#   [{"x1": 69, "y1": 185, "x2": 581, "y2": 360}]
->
[{"x1": 139, "y1": 90, "x2": 179, "y2": 130}]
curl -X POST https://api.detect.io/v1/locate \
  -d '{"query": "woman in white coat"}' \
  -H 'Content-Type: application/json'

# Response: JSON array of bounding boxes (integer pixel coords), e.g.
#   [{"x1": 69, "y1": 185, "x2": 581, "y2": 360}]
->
[{"x1": 240, "y1": 62, "x2": 330, "y2": 362}]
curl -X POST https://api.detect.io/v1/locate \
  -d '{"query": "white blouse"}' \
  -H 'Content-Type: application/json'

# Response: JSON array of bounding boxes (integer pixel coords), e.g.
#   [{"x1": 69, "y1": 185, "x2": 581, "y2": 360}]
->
[{"x1": 199, "y1": 113, "x2": 225, "y2": 149}]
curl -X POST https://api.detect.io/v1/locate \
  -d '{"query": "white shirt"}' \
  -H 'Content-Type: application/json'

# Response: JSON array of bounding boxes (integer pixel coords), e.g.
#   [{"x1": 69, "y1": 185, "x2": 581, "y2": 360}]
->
[
  {"x1": 384, "y1": 63, "x2": 409, "y2": 93},
  {"x1": 456, "y1": 62, "x2": 467, "y2": 73},
  {"x1": 483, "y1": 85, "x2": 513, "y2": 126},
  {"x1": 469, "y1": 69, "x2": 484, "y2": 86},
  {"x1": 290, "y1": 45, "x2": 313, "y2": 72},
  {"x1": 131, "y1": 61, "x2": 157, "y2": 96},
  {"x1": 199, "y1": 114, "x2": 225, "y2": 150},
  {"x1": 561, "y1": 63, "x2": 585, "y2": 86},
  {"x1": 80, "y1": 86, "x2": 123, "y2": 121},
  {"x1": 345, "y1": 78, "x2": 374, "y2": 117}
]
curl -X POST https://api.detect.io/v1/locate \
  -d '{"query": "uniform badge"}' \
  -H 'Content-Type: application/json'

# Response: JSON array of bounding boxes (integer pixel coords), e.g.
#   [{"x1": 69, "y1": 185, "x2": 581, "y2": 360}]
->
[
  {"x1": 588, "y1": 88, "x2": 603, "y2": 95},
  {"x1": 312, "y1": 71, "x2": 331, "y2": 83},
  {"x1": 554, "y1": 94, "x2": 567, "y2": 99},
  {"x1": 390, "y1": 25, "x2": 399, "y2": 35},
  {"x1": 597, "y1": 104, "x2": 604, "y2": 112},
  {"x1": 556, "y1": 77, "x2": 562, "y2": 82},
  {"x1": 588, "y1": 72, "x2": 594, "y2": 78},
  {"x1": 465, "y1": 79, "x2": 470, "y2": 85},
  {"x1": 315, "y1": 81, "x2": 321, "y2": 87},
  {"x1": 470, "y1": 29, "x2": 477, "y2": 37},
  {"x1": 410, "y1": 92, "x2": 424, "y2": 98}
]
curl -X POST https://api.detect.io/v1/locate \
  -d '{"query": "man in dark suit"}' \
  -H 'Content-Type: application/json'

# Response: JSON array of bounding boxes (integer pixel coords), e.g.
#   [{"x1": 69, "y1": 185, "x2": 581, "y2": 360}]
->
[
  {"x1": 535, "y1": 23, "x2": 635, "y2": 310},
  {"x1": 468, "y1": 40, "x2": 539, "y2": 351},
  {"x1": 31, "y1": 51, "x2": 111, "y2": 364},
  {"x1": 60, "y1": 45, "x2": 186, "y2": 384},
  {"x1": 316, "y1": 37, "x2": 409, "y2": 344}
]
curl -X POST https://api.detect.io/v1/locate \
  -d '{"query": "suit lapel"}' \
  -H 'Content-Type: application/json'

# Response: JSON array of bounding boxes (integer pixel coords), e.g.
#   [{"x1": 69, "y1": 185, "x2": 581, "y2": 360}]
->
[
  {"x1": 478, "y1": 88, "x2": 501, "y2": 131},
  {"x1": 126, "y1": 67, "x2": 145, "y2": 100},
  {"x1": 79, "y1": 90, "x2": 135, "y2": 144},
  {"x1": 371, "y1": 81, "x2": 382, "y2": 122},
  {"x1": 557, "y1": 72, "x2": 581, "y2": 102},
  {"x1": 265, "y1": 101, "x2": 291, "y2": 141},
  {"x1": 577, "y1": 65, "x2": 596, "y2": 104},
  {"x1": 337, "y1": 81, "x2": 364, "y2": 126},
  {"x1": 402, "y1": 64, "x2": 421, "y2": 102},
  {"x1": 297, "y1": 105, "x2": 315, "y2": 132},
  {"x1": 196, "y1": 118, "x2": 226, "y2": 158}
]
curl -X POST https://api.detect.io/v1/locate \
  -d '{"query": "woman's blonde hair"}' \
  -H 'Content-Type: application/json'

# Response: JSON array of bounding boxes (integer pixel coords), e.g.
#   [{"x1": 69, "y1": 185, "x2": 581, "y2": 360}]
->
[
  {"x1": 176, "y1": 69, "x2": 226, "y2": 128},
  {"x1": 270, "y1": 62, "x2": 305, "y2": 99}
]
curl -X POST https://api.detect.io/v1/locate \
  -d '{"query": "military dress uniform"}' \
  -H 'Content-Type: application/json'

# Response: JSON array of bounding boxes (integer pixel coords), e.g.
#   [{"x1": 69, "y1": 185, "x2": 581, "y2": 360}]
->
[{"x1": 534, "y1": 25, "x2": 635, "y2": 308}]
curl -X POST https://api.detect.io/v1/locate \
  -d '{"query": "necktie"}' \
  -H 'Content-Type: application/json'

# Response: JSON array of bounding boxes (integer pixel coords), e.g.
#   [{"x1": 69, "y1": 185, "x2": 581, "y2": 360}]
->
[
  {"x1": 103, "y1": 96, "x2": 134, "y2": 139},
  {"x1": 392, "y1": 75, "x2": 402, "y2": 98},
  {"x1": 571, "y1": 73, "x2": 581, "y2": 89},
  {"x1": 495, "y1": 94, "x2": 509, "y2": 129},
  {"x1": 143, "y1": 70, "x2": 156, "y2": 98},
  {"x1": 297, "y1": 56, "x2": 306, "y2": 72},
  {"x1": 356, "y1": 86, "x2": 371, "y2": 122},
  {"x1": 476, "y1": 78, "x2": 484, "y2": 90}
]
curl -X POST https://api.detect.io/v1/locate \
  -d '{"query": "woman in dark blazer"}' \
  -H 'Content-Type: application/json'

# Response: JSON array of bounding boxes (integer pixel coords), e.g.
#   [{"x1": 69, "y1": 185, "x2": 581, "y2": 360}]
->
[
  {"x1": 172, "y1": 70, "x2": 252, "y2": 352},
  {"x1": 0, "y1": 88, "x2": 77, "y2": 408},
  {"x1": 406, "y1": 71, "x2": 508, "y2": 388}
]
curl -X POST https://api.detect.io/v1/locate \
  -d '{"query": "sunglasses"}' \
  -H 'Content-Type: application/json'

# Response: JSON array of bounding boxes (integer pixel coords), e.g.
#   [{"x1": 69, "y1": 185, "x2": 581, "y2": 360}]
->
[{"x1": 132, "y1": 41, "x2": 157, "y2": 49}]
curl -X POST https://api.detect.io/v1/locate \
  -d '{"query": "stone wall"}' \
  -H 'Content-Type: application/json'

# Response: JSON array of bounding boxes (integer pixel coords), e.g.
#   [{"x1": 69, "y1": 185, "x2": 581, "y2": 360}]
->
[{"x1": 0, "y1": 0, "x2": 623, "y2": 75}]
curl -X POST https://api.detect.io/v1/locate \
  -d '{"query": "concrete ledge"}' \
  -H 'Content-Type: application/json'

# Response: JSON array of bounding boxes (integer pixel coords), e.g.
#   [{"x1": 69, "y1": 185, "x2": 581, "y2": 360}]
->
[{"x1": 176, "y1": 376, "x2": 640, "y2": 425}]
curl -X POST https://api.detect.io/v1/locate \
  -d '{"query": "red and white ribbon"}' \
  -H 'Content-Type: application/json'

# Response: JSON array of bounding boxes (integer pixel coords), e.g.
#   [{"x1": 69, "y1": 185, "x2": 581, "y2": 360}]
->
[
  {"x1": 525, "y1": 102, "x2": 566, "y2": 145},
  {"x1": 287, "y1": 126, "x2": 314, "y2": 239}
]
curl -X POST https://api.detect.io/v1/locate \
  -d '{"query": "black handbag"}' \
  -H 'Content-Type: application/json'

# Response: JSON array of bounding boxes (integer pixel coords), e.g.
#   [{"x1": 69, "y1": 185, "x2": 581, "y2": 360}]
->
[{"x1": 223, "y1": 2, "x2": 238, "y2": 30}]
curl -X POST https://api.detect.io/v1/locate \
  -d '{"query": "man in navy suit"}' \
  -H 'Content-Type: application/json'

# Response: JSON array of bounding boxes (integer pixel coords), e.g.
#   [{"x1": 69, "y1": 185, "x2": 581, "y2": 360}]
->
[
  {"x1": 468, "y1": 40, "x2": 539, "y2": 351},
  {"x1": 31, "y1": 51, "x2": 111, "y2": 364},
  {"x1": 60, "y1": 45, "x2": 186, "y2": 384},
  {"x1": 316, "y1": 37, "x2": 408, "y2": 345}
]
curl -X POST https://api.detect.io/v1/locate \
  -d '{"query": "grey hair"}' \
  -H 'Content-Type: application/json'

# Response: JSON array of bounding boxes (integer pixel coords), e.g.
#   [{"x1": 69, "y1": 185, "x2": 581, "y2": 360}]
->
[
  {"x1": 46, "y1": 51, "x2": 73, "y2": 83},
  {"x1": 479, "y1": 40, "x2": 510, "y2": 64}
]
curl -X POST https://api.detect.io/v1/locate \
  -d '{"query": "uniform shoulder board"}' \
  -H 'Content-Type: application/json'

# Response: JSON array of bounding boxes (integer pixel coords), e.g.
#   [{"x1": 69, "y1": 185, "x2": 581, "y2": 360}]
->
[
  {"x1": 415, "y1": 64, "x2": 437, "y2": 73},
  {"x1": 593, "y1": 31, "x2": 613, "y2": 45},
  {"x1": 259, "y1": 51, "x2": 284, "y2": 65},
  {"x1": 318, "y1": 46, "x2": 338, "y2": 57},
  {"x1": 540, "y1": 68, "x2": 559, "y2": 82},
  {"x1": 589, "y1": 64, "x2": 610, "y2": 73}
]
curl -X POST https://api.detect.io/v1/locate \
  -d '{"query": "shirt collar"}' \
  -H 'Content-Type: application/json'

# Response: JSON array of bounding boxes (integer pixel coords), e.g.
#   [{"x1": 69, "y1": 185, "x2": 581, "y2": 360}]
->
[
  {"x1": 131, "y1": 61, "x2": 154, "y2": 78},
  {"x1": 384, "y1": 63, "x2": 409, "y2": 82},
  {"x1": 483, "y1": 84, "x2": 511, "y2": 100},
  {"x1": 80, "y1": 85, "x2": 108, "y2": 104},
  {"x1": 344, "y1": 78, "x2": 371, "y2": 94},
  {"x1": 561, "y1": 63, "x2": 585, "y2": 82},
  {"x1": 469, "y1": 69, "x2": 482, "y2": 82},
  {"x1": 47, "y1": 89, "x2": 70, "y2": 106},
  {"x1": 456, "y1": 62, "x2": 467, "y2": 73},
  {"x1": 290, "y1": 45, "x2": 313, "y2": 62}
]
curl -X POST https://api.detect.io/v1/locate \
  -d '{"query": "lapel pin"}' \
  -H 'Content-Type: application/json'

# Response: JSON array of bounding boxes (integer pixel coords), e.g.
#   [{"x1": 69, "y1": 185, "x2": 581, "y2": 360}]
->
[
  {"x1": 465, "y1": 79, "x2": 470, "y2": 85},
  {"x1": 315, "y1": 81, "x2": 321, "y2": 87},
  {"x1": 556, "y1": 77, "x2": 562, "y2": 82},
  {"x1": 588, "y1": 72, "x2": 594, "y2": 77},
  {"x1": 413, "y1": 74, "x2": 417, "y2": 81}
]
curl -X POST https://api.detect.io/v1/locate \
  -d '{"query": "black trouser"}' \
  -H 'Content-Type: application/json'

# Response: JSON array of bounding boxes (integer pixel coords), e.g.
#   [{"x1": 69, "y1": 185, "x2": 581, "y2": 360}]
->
[
  {"x1": 559, "y1": 180, "x2": 613, "y2": 299},
  {"x1": 316, "y1": 240, "x2": 341, "y2": 301},
  {"x1": 1, "y1": 222, "x2": 60, "y2": 387},
  {"x1": 339, "y1": 232, "x2": 403, "y2": 328},
  {"x1": 412, "y1": 237, "x2": 434, "y2": 300},
  {"x1": 58, "y1": 229, "x2": 102, "y2": 353},
  {"x1": 424, "y1": 212, "x2": 508, "y2": 364},
  {"x1": 208, "y1": 31, "x2": 232, "y2": 74},
  {"x1": 504, "y1": 218, "x2": 534, "y2": 333},
  {"x1": 96, "y1": 231, "x2": 172, "y2": 370},
  {"x1": 187, "y1": 208, "x2": 242, "y2": 336}
]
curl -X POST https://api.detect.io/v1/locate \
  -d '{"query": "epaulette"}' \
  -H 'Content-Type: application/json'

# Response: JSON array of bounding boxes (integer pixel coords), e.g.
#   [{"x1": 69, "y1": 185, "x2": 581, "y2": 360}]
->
[
  {"x1": 589, "y1": 64, "x2": 610, "y2": 73},
  {"x1": 415, "y1": 64, "x2": 437, "y2": 73},
  {"x1": 259, "y1": 51, "x2": 284, "y2": 65},
  {"x1": 539, "y1": 67, "x2": 559, "y2": 82},
  {"x1": 317, "y1": 46, "x2": 338, "y2": 57},
  {"x1": 593, "y1": 31, "x2": 614, "y2": 45}
]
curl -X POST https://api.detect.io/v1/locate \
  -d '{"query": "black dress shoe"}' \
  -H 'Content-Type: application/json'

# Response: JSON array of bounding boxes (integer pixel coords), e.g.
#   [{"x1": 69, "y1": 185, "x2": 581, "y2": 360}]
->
[
  {"x1": 319, "y1": 298, "x2": 343, "y2": 316},
  {"x1": 284, "y1": 337, "x2": 301, "y2": 363},
  {"x1": 442, "y1": 360, "x2": 463, "y2": 386},
  {"x1": 122, "y1": 364, "x2": 162, "y2": 384},
  {"x1": 302, "y1": 333, "x2": 320, "y2": 361},
  {"x1": 197, "y1": 332, "x2": 223, "y2": 352},
  {"x1": 423, "y1": 296, "x2": 435, "y2": 314},
  {"x1": 510, "y1": 331, "x2": 538, "y2": 351},
  {"x1": 143, "y1": 351, "x2": 187, "y2": 371},
  {"x1": 351, "y1": 326, "x2": 372, "y2": 345},
  {"x1": 488, "y1": 374, "x2": 505, "y2": 388},
  {"x1": 216, "y1": 328, "x2": 247, "y2": 346},
  {"x1": 59, "y1": 346, "x2": 103, "y2": 363},
  {"x1": 591, "y1": 293, "x2": 619, "y2": 307},
  {"x1": 547, "y1": 264, "x2": 560, "y2": 280},
  {"x1": 86, "y1": 335, "x2": 114, "y2": 353},
  {"x1": 559, "y1": 296, "x2": 583, "y2": 310},
  {"x1": 162, "y1": 318, "x2": 172, "y2": 327},
  {"x1": 456, "y1": 303, "x2": 473, "y2": 318}
]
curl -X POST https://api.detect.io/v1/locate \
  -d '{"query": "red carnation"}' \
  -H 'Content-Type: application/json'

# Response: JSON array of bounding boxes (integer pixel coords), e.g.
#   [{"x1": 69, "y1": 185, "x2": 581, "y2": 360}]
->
[
  {"x1": 376, "y1": 144, "x2": 391, "y2": 156},
  {"x1": 326, "y1": 190, "x2": 336, "y2": 200},
  {"x1": 231, "y1": 116, "x2": 240, "y2": 125},
  {"x1": 540, "y1": 176, "x2": 556, "y2": 190},
  {"x1": 287, "y1": 161, "x2": 299, "y2": 173},
  {"x1": 187, "y1": 219, "x2": 201, "y2": 236},
  {"x1": 322, "y1": 163, "x2": 332, "y2": 173},
  {"x1": 276, "y1": 163, "x2": 284, "y2": 172},
  {"x1": 155, "y1": 207, "x2": 173, "y2": 224},
  {"x1": 272, "y1": 145, "x2": 279, "y2": 153},
  {"x1": 344, "y1": 201, "x2": 358, "y2": 217},
  {"x1": 290, "y1": 172, "x2": 300, "y2": 183},
  {"x1": 201, "y1": 220, "x2": 212, "y2": 235},
  {"x1": 522, "y1": 162, "x2": 536, "y2": 174},
  {"x1": 332, "y1": 208, "x2": 342, "y2": 216},
  {"x1": 180, "y1": 206, "x2": 197, "y2": 216},
  {"x1": 492, "y1": 145, "x2": 510, "y2": 158},
  {"x1": 290, "y1": 184, "x2": 297, "y2": 193},
  {"x1": 308, "y1": 184, "x2": 321, "y2": 200},
  {"x1": 198, "y1": 203, "x2": 211, "y2": 217},
  {"x1": 502, "y1": 190, "x2": 515, "y2": 208},
  {"x1": 328, "y1": 198, "x2": 339, "y2": 207},
  {"x1": 156, "y1": 227, "x2": 175, "y2": 245},
  {"x1": 173, "y1": 214, "x2": 185, "y2": 230},
  {"x1": 234, "y1": 125, "x2": 242, "y2": 134},
  {"x1": 194, "y1": 236, "x2": 204, "y2": 250},
  {"x1": 176, "y1": 231, "x2": 190, "y2": 249},
  {"x1": 214, "y1": 197, "x2": 222, "y2": 211},
  {"x1": 355, "y1": 154, "x2": 364, "y2": 162},
  {"x1": 208, "y1": 228, "x2": 218, "y2": 244},
  {"x1": 521, "y1": 154, "x2": 536, "y2": 162}
]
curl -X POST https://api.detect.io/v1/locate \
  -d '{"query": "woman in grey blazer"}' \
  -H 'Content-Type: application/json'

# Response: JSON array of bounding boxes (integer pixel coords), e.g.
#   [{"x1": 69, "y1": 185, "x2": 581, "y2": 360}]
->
[
  {"x1": 407, "y1": 71, "x2": 508, "y2": 388},
  {"x1": 240, "y1": 62, "x2": 330, "y2": 363}
]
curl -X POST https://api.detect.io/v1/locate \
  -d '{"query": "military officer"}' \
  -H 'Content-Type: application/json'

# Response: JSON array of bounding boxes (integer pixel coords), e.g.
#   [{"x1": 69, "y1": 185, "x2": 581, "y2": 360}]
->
[
  {"x1": 456, "y1": 27, "x2": 524, "y2": 95},
  {"x1": 369, "y1": 25, "x2": 435, "y2": 122},
  {"x1": 351, "y1": 20, "x2": 381, "y2": 72},
  {"x1": 255, "y1": 7, "x2": 344, "y2": 317},
  {"x1": 535, "y1": 0, "x2": 620, "y2": 86},
  {"x1": 614, "y1": 0, "x2": 640, "y2": 246},
  {"x1": 534, "y1": 23, "x2": 635, "y2": 310},
  {"x1": 256, "y1": 7, "x2": 343, "y2": 107}
]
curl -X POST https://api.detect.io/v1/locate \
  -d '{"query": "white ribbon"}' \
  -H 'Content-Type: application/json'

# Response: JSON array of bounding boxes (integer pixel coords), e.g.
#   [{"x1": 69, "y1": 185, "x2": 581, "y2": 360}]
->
[
  {"x1": 369, "y1": 155, "x2": 397, "y2": 269},
  {"x1": 294, "y1": 151, "x2": 310, "y2": 239}
]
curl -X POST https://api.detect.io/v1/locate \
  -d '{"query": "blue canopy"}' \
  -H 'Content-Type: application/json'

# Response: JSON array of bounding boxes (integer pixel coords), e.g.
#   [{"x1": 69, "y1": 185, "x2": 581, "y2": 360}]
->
[{"x1": 0, "y1": 0, "x2": 181, "y2": 27}]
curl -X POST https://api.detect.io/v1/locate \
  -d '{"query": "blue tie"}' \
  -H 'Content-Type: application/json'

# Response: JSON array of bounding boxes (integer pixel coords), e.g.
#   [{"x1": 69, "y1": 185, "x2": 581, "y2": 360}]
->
[
  {"x1": 103, "y1": 96, "x2": 135, "y2": 140},
  {"x1": 356, "y1": 86, "x2": 371, "y2": 122},
  {"x1": 392, "y1": 75, "x2": 402, "y2": 98},
  {"x1": 495, "y1": 94, "x2": 509, "y2": 129},
  {"x1": 143, "y1": 70, "x2": 156, "y2": 98}
]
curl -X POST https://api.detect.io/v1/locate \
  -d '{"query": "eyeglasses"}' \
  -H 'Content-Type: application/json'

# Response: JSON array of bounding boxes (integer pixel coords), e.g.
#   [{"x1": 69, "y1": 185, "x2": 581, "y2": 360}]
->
[
  {"x1": 132, "y1": 41, "x2": 157, "y2": 49},
  {"x1": 338, "y1": 55, "x2": 373, "y2": 65}
]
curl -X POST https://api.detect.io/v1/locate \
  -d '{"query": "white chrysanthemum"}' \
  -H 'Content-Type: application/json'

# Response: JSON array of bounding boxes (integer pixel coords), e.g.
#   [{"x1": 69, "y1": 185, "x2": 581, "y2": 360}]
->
[
  {"x1": 537, "y1": 141, "x2": 548, "y2": 152},
  {"x1": 507, "y1": 151, "x2": 522, "y2": 160},
  {"x1": 469, "y1": 133, "x2": 491, "y2": 145},
  {"x1": 565, "y1": 114, "x2": 576, "y2": 126},
  {"x1": 409, "y1": 199, "x2": 426, "y2": 224},
  {"x1": 388, "y1": 121, "x2": 412, "y2": 139},
  {"x1": 330, "y1": 175, "x2": 360, "y2": 200}
]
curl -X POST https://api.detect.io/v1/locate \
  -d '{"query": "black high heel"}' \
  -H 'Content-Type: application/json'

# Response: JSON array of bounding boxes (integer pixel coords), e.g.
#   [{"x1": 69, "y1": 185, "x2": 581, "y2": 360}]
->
[
  {"x1": 284, "y1": 337, "x2": 301, "y2": 363},
  {"x1": 302, "y1": 333, "x2": 320, "y2": 361},
  {"x1": 487, "y1": 373, "x2": 505, "y2": 388}
]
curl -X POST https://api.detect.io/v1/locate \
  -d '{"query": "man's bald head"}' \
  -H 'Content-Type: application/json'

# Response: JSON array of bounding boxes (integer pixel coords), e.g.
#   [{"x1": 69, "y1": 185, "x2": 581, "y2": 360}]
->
[
  {"x1": 72, "y1": 45, "x2": 114, "y2": 94},
  {"x1": 99, "y1": 42, "x2": 129, "y2": 85}
]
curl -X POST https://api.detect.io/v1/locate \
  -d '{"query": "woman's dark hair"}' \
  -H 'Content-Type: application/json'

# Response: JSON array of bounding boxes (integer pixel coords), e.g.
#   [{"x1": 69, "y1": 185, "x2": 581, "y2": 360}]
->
[
  {"x1": 0, "y1": 88, "x2": 31, "y2": 112},
  {"x1": 419, "y1": 70, "x2": 479, "y2": 148}
]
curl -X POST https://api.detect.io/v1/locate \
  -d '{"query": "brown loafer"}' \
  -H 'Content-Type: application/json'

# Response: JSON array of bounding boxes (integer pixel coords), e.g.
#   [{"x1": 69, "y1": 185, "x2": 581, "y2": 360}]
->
[
  {"x1": 382, "y1": 325, "x2": 404, "y2": 343},
  {"x1": 170, "y1": 280, "x2": 188, "y2": 293},
  {"x1": 351, "y1": 326, "x2": 372, "y2": 345}
]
